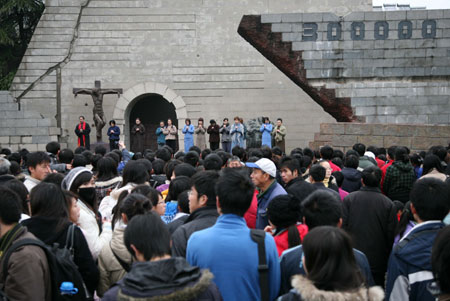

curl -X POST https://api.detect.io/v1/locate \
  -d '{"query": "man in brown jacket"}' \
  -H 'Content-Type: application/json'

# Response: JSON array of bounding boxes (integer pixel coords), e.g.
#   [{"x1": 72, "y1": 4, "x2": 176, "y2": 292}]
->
[{"x1": 0, "y1": 187, "x2": 51, "y2": 300}]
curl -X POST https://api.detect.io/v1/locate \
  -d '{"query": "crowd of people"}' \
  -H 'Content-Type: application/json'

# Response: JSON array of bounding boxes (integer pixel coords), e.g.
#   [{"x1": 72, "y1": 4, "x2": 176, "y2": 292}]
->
[{"x1": 0, "y1": 139, "x2": 449, "y2": 301}]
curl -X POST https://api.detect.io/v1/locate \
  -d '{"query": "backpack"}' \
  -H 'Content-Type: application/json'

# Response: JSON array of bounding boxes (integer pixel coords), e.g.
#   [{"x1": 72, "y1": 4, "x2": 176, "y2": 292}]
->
[{"x1": 2, "y1": 224, "x2": 91, "y2": 301}]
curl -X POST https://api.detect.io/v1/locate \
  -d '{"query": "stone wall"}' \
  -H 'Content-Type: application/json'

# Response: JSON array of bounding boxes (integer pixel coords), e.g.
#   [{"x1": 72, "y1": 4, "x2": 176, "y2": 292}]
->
[
  {"x1": 310, "y1": 122, "x2": 450, "y2": 152},
  {"x1": 0, "y1": 91, "x2": 62, "y2": 151},
  {"x1": 6, "y1": 0, "x2": 371, "y2": 151},
  {"x1": 239, "y1": 10, "x2": 450, "y2": 124}
]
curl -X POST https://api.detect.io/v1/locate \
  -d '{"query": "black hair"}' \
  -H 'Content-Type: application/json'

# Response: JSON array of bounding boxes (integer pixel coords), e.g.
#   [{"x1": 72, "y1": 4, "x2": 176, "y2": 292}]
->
[
  {"x1": 410, "y1": 178, "x2": 449, "y2": 221},
  {"x1": 301, "y1": 155, "x2": 312, "y2": 170},
  {"x1": 0, "y1": 148, "x2": 11, "y2": 156},
  {"x1": 74, "y1": 146, "x2": 86, "y2": 154},
  {"x1": 72, "y1": 154, "x2": 87, "y2": 168},
  {"x1": 177, "y1": 190, "x2": 190, "y2": 214},
  {"x1": 394, "y1": 201, "x2": 414, "y2": 239},
  {"x1": 277, "y1": 118, "x2": 283, "y2": 122},
  {"x1": 303, "y1": 226, "x2": 364, "y2": 291},
  {"x1": 216, "y1": 151, "x2": 231, "y2": 168},
  {"x1": 189, "y1": 145, "x2": 201, "y2": 156},
  {"x1": 30, "y1": 182, "x2": 69, "y2": 231},
  {"x1": 223, "y1": 118, "x2": 228, "y2": 122},
  {"x1": 331, "y1": 157, "x2": 343, "y2": 169},
  {"x1": 7, "y1": 153, "x2": 21, "y2": 164},
  {"x1": 280, "y1": 156, "x2": 301, "y2": 174},
  {"x1": 131, "y1": 185, "x2": 160, "y2": 208},
  {"x1": 201, "y1": 149, "x2": 212, "y2": 160},
  {"x1": 331, "y1": 171, "x2": 344, "y2": 187},
  {"x1": 432, "y1": 225, "x2": 450, "y2": 294},
  {"x1": 8, "y1": 161, "x2": 21, "y2": 177},
  {"x1": 422, "y1": 154, "x2": 444, "y2": 176},
  {"x1": 204, "y1": 154, "x2": 222, "y2": 171},
  {"x1": 261, "y1": 146, "x2": 272, "y2": 160},
  {"x1": 155, "y1": 148, "x2": 171, "y2": 163},
  {"x1": 96, "y1": 157, "x2": 119, "y2": 181},
  {"x1": 58, "y1": 148, "x2": 74, "y2": 164},
  {"x1": 174, "y1": 163, "x2": 197, "y2": 178},
  {"x1": 136, "y1": 158, "x2": 152, "y2": 176},
  {"x1": 112, "y1": 149, "x2": 123, "y2": 161},
  {"x1": 166, "y1": 176, "x2": 191, "y2": 202},
  {"x1": 366, "y1": 146, "x2": 379, "y2": 157},
  {"x1": 152, "y1": 158, "x2": 165, "y2": 175},
  {"x1": 69, "y1": 171, "x2": 93, "y2": 194},
  {"x1": 45, "y1": 141, "x2": 60, "y2": 155},
  {"x1": 121, "y1": 161, "x2": 149, "y2": 187},
  {"x1": 132, "y1": 152, "x2": 143, "y2": 160},
  {"x1": 81, "y1": 150, "x2": 94, "y2": 165},
  {"x1": 105, "y1": 152, "x2": 120, "y2": 166},
  {"x1": 291, "y1": 148, "x2": 304, "y2": 156},
  {"x1": 344, "y1": 155, "x2": 359, "y2": 169},
  {"x1": 345, "y1": 149, "x2": 360, "y2": 158},
  {"x1": 268, "y1": 194, "x2": 301, "y2": 249},
  {"x1": 1, "y1": 179, "x2": 28, "y2": 215},
  {"x1": 410, "y1": 153, "x2": 423, "y2": 167},
  {"x1": 395, "y1": 146, "x2": 410, "y2": 163},
  {"x1": 109, "y1": 120, "x2": 116, "y2": 126},
  {"x1": 184, "y1": 151, "x2": 199, "y2": 167},
  {"x1": 216, "y1": 168, "x2": 254, "y2": 216},
  {"x1": 163, "y1": 145, "x2": 174, "y2": 156},
  {"x1": 174, "y1": 151, "x2": 185, "y2": 161},
  {"x1": 91, "y1": 154, "x2": 102, "y2": 172},
  {"x1": 429, "y1": 145, "x2": 448, "y2": 162},
  {"x1": 302, "y1": 190, "x2": 342, "y2": 229},
  {"x1": 42, "y1": 172, "x2": 65, "y2": 187},
  {"x1": 352, "y1": 143, "x2": 366, "y2": 157},
  {"x1": 320, "y1": 145, "x2": 334, "y2": 160},
  {"x1": 124, "y1": 213, "x2": 170, "y2": 261},
  {"x1": 303, "y1": 148, "x2": 314, "y2": 159},
  {"x1": 309, "y1": 164, "x2": 326, "y2": 182},
  {"x1": 185, "y1": 118, "x2": 191, "y2": 125},
  {"x1": 387, "y1": 146, "x2": 397, "y2": 160},
  {"x1": 95, "y1": 145, "x2": 107, "y2": 156},
  {"x1": 272, "y1": 146, "x2": 283, "y2": 157},
  {"x1": 361, "y1": 166, "x2": 382, "y2": 188},
  {"x1": 0, "y1": 187, "x2": 22, "y2": 224},
  {"x1": 164, "y1": 159, "x2": 181, "y2": 179},
  {"x1": 26, "y1": 151, "x2": 50, "y2": 172},
  {"x1": 232, "y1": 146, "x2": 246, "y2": 161},
  {"x1": 191, "y1": 171, "x2": 219, "y2": 207},
  {"x1": 332, "y1": 149, "x2": 344, "y2": 160},
  {"x1": 120, "y1": 193, "x2": 152, "y2": 222}
]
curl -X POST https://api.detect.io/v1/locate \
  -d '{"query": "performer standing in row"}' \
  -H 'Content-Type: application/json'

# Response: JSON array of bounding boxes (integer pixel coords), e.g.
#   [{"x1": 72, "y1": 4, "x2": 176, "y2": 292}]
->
[
  {"x1": 182, "y1": 118, "x2": 195, "y2": 152},
  {"x1": 75, "y1": 116, "x2": 91, "y2": 150},
  {"x1": 107, "y1": 120, "x2": 120, "y2": 150},
  {"x1": 195, "y1": 118, "x2": 207, "y2": 151},
  {"x1": 131, "y1": 117, "x2": 145, "y2": 153},
  {"x1": 156, "y1": 121, "x2": 166, "y2": 149},
  {"x1": 163, "y1": 118, "x2": 177, "y2": 152}
]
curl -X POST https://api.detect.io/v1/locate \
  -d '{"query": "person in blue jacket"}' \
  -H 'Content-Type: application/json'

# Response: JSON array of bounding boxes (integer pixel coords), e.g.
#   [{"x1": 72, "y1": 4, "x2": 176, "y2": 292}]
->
[
  {"x1": 260, "y1": 117, "x2": 273, "y2": 148},
  {"x1": 182, "y1": 118, "x2": 195, "y2": 152},
  {"x1": 230, "y1": 116, "x2": 244, "y2": 149},
  {"x1": 155, "y1": 121, "x2": 166, "y2": 149},
  {"x1": 107, "y1": 120, "x2": 120, "y2": 150},
  {"x1": 187, "y1": 168, "x2": 280, "y2": 301},
  {"x1": 385, "y1": 178, "x2": 448, "y2": 301}
]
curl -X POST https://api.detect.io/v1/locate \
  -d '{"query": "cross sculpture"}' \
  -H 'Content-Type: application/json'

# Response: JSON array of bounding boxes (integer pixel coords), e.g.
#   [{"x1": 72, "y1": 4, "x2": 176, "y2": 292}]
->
[{"x1": 73, "y1": 81, "x2": 123, "y2": 143}]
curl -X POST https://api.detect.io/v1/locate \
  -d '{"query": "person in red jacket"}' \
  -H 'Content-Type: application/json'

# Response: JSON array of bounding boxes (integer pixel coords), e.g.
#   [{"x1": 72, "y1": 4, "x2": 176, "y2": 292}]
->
[{"x1": 265, "y1": 194, "x2": 308, "y2": 256}]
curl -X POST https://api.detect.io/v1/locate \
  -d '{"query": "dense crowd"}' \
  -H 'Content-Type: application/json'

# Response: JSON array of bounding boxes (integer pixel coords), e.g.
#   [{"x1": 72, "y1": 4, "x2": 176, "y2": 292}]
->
[{"x1": 0, "y1": 140, "x2": 449, "y2": 301}]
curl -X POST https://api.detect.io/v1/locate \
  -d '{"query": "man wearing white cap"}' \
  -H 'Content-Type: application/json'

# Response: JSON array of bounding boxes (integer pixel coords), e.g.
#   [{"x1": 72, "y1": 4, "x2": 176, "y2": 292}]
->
[{"x1": 246, "y1": 158, "x2": 287, "y2": 229}]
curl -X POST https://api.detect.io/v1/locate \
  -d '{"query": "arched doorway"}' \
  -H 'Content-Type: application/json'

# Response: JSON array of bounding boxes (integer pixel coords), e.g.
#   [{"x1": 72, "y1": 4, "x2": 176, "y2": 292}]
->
[{"x1": 128, "y1": 93, "x2": 177, "y2": 152}]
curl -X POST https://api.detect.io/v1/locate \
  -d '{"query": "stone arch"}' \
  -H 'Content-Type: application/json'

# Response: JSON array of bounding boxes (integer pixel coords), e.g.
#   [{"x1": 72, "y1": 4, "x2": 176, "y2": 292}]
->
[{"x1": 112, "y1": 82, "x2": 187, "y2": 148}]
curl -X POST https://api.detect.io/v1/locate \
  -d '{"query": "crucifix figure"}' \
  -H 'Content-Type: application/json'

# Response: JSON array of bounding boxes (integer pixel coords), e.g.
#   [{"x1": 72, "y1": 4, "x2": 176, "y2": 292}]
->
[{"x1": 73, "y1": 80, "x2": 123, "y2": 142}]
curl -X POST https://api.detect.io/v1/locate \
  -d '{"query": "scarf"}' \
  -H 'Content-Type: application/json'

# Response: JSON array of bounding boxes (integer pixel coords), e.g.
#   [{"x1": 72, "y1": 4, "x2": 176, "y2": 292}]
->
[{"x1": 78, "y1": 122, "x2": 86, "y2": 147}]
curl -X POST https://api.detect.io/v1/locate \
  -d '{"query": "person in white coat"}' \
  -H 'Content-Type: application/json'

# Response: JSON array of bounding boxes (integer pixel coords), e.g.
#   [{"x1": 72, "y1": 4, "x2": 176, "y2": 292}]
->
[{"x1": 62, "y1": 167, "x2": 112, "y2": 260}]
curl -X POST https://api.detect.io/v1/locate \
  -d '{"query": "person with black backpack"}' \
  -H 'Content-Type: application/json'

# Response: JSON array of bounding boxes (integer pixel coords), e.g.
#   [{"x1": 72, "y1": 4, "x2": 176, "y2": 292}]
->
[
  {"x1": 0, "y1": 186, "x2": 51, "y2": 300},
  {"x1": 21, "y1": 182, "x2": 99, "y2": 296}
]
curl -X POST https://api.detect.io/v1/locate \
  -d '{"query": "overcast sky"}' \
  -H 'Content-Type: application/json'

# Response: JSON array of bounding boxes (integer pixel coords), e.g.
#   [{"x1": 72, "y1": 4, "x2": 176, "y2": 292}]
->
[{"x1": 372, "y1": 0, "x2": 450, "y2": 9}]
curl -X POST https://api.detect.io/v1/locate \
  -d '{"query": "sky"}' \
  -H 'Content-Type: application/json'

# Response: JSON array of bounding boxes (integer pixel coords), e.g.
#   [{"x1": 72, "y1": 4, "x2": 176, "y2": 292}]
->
[{"x1": 372, "y1": 0, "x2": 450, "y2": 9}]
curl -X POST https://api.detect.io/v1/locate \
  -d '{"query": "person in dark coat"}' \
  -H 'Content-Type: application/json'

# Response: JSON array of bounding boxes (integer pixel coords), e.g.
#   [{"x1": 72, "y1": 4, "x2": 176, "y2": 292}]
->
[
  {"x1": 107, "y1": 119, "x2": 120, "y2": 151},
  {"x1": 383, "y1": 146, "x2": 416, "y2": 204},
  {"x1": 341, "y1": 154, "x2": 362, "y2": 193},
  {"x1": 0, "y1": 187, "x2": 52, "y2": 301},
  {"x1": 131, "y1": 117, "x2": 145, "y2": 153},
  {"x1": 171, "y1": 171, "x2": 219, "y2": 258},
  {"x1": 102, "y1": 214, "x2": 222, "y2": 300},
  {"x1": 342, "y1": 166, "x2": 397, "y2": 287},
  {"x1": 21, "y1": 182, "x2": 99, "y2": 295},
  {"x1": 279, "y1": 156, "x2": 317, "y2": 203},
  {"x1": 75, "y1": 115, "x2": 91, "y2": 150},
  {"x1": 207, "y1": 119, "x2": 220, "y2": 151}
]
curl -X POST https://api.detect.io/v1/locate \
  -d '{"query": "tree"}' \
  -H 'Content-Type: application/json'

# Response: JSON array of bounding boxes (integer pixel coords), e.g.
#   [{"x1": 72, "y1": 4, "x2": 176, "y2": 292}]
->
[{"x1": 0, "y1": 0, "x2": 44, "y2": 89}]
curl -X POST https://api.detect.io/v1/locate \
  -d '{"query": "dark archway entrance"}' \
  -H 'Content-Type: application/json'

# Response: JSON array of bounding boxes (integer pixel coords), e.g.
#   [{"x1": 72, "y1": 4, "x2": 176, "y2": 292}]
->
[{"x1": 129, "y1": 93, "x2": 177, "y2": 152}]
